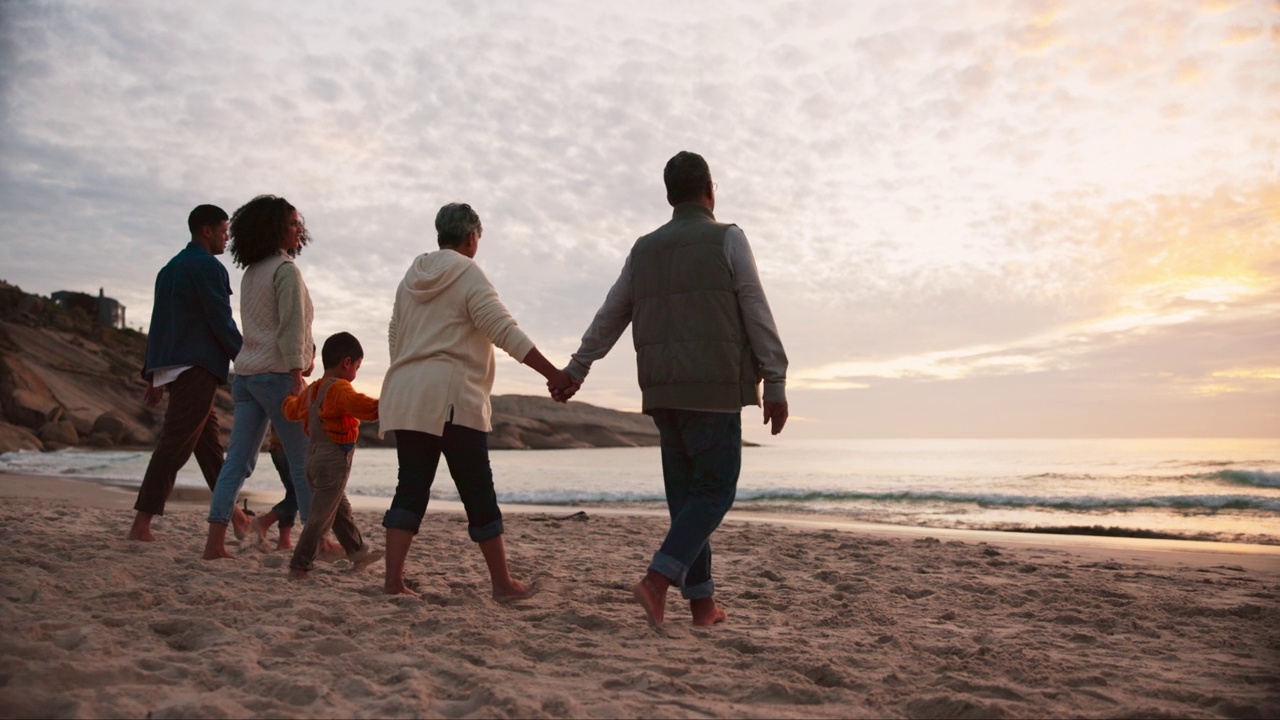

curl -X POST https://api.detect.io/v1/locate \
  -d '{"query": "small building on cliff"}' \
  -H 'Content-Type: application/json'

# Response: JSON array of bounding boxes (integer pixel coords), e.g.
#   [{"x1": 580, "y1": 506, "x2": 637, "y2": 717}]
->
[{"x1": 51, "y1": 288, "x2": 126, "y2": 330}]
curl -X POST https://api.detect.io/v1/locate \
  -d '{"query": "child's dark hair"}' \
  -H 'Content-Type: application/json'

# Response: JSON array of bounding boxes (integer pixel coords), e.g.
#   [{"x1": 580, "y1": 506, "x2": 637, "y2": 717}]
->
[{"x1": 321, "y1": 332, "x2": 363, "y2": 370}]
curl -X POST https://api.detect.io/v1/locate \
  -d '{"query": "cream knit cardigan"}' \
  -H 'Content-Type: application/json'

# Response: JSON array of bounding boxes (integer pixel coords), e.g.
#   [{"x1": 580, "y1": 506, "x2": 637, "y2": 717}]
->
[
  {"x1": 379, "y1": 249, "x2": 535, "y2": 436},
  {"x1": 233, "y1": 251, "x2": 315, "y2": 376}
]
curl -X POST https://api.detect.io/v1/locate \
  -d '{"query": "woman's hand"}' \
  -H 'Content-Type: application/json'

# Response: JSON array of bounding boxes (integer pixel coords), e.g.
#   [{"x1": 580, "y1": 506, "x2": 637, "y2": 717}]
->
[
  {"x1": 522, "y1": 347, "x2": 580, "y2": 403},
  {"x1": 546, "y1": 370, "x2": 580, "y2": 403}
]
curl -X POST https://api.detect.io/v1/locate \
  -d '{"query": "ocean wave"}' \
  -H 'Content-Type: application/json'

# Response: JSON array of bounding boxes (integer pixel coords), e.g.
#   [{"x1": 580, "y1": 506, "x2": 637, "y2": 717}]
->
[
  {"x1": 1021, "y1": 470, "x2": 1280, "y2": 489},
  {"x1": 348, "y1": 483, "x2": 1280, "y2": 512},
  {"x1": 1211, "y1": 470, "x2": 1280, "y2": 488},
  {"x1": 0, "y1": 448, "x2": 146, "y2": 478},
  {"x1": 731, "y1": 488, "x2": 1280, "y2": 512}
]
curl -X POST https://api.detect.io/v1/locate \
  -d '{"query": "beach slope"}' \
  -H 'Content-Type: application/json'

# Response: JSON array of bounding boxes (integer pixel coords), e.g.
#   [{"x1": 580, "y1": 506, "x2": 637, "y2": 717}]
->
[{"x1": 0, "y1": 474, "x2": 1277, "y2": 719}]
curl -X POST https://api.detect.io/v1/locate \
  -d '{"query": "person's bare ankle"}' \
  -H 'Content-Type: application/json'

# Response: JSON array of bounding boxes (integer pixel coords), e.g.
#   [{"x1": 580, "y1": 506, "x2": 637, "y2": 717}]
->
[
  {"x1": 231, "y1": 509, "x2": 251, "y2": 540},
  {"x1": 202, "y1": 524, "x2": 234, "y2": 560},
  {"x1": 633, "y1": 571, "x2": 671, "y2": 626},
  {"x1": 127, "y1": 514, "x2": 157, "y2": 542},
  {"x1": 690, "y1": 597, "x2": 727, "y2": 626}
]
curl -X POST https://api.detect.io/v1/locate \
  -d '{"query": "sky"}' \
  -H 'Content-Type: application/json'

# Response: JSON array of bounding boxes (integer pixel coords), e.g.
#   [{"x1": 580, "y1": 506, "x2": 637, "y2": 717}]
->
[{"x1": 1, "y1": 0, "x2": 1277, "y2": 442}]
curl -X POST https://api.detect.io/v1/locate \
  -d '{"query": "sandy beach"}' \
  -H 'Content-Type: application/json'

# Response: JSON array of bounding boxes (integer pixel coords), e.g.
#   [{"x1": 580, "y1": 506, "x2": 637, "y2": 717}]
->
[{"x1": 1, "y1": 473, "x2": 1278, "y2": 719}]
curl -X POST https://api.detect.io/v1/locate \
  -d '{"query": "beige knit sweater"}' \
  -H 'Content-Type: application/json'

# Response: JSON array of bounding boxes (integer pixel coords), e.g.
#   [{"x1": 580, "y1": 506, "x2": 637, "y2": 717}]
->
[
  {"x1": 233, "y1": 251, "x2": 315, "y2": 376},
  {"x1": 379, "y1": 249, "x2": 535, "y2": 436}
]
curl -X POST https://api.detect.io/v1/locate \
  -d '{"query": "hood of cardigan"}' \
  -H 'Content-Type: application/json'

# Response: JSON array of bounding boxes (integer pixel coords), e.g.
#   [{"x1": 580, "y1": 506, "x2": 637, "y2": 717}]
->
[{"x1": 403, "y1": 249, "x2": 474, "y2": 302}]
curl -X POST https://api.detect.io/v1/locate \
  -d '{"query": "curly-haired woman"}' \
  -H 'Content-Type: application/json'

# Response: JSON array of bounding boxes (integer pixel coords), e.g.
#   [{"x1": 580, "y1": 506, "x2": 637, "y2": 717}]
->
[{"x1": 202, "y1": 195, "x2": 318, "y2": 560}]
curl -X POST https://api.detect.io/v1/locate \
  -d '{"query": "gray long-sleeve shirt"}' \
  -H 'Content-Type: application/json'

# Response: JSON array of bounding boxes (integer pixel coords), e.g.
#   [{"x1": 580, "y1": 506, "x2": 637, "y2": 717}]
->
[{"x1": 567, "y1": 225, "x2": 788, "y2": 410}]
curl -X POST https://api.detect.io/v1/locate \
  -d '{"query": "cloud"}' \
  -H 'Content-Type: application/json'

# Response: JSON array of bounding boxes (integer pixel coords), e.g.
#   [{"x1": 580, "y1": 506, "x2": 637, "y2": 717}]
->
[{"x1": 1, "y1": 0, "x2": 1277, "y2": 438}]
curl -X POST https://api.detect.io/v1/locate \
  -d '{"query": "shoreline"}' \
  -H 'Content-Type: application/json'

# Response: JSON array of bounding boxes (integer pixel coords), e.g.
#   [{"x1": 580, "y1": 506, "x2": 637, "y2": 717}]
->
[
  {"x1": 2, "y1": 469, "x2": 1278, "y2": 717},
  {"x1": 6, "y1": 470, "x2": 1279, "y2": 576}
]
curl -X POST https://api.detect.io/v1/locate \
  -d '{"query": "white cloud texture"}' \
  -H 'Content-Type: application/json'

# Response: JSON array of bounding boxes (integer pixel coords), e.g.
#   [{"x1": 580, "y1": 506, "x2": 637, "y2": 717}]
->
[{"x1": 1, "y1": 0, "x2": 1277, "y2": 439}]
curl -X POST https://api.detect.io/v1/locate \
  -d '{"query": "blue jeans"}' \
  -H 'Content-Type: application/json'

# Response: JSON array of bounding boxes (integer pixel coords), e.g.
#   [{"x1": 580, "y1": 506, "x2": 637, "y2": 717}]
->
[
  {"x1": 207, "y1": 373, "x2": 311, "y2": 525},
  {"x1": 383, "y1": 425, "x2": 504, "y2": 543},
  {"x1": 648, "y1": 409, "x2": 741, "y2": 600}
]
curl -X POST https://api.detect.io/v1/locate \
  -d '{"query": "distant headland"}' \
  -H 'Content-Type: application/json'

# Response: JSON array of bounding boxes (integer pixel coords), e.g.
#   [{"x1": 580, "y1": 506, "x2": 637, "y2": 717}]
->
[{"x1": 0, "y1": 281, "x2": 660, "y2": 454}]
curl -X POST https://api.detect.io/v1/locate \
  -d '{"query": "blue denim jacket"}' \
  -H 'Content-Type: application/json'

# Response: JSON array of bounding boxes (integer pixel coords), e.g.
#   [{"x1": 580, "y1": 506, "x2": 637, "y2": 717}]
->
[{"x1": 143, "y1": 242, "x2": 243, "y2": 382}]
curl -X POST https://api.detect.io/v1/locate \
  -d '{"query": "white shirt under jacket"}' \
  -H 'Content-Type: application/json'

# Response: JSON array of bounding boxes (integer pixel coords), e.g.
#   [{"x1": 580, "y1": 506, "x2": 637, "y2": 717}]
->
[{"x1": 379, "y1": 249, "x2": 535, "y2": 437}]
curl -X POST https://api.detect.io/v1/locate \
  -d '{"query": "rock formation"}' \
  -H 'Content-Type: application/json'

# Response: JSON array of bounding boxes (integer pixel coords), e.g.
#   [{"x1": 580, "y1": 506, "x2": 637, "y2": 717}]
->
[{"x1": 0, "y1": 281, "x2": 658, "y2": 454}]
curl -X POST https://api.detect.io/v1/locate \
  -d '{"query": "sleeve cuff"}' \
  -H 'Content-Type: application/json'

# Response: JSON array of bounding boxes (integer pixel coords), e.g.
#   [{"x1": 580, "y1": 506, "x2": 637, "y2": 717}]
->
[
  {"x1": 566, "y1": 358, "x2": 590, "y2": 383},
  {"x1": 763, "y1": 382, "x2": 787, "y2": 404},
  {"x1": 505, "y1": 334, "x2": 536, "y2": 364},
  {"x1": 283, "y1": 356, "x2": 305, "y2": 371}
]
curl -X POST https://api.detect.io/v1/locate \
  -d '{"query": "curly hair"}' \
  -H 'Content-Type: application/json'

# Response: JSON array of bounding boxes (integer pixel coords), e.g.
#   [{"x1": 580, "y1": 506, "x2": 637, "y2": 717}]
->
[{"x1": 228, "y1": 195, "x2": 310, "y2": 268}]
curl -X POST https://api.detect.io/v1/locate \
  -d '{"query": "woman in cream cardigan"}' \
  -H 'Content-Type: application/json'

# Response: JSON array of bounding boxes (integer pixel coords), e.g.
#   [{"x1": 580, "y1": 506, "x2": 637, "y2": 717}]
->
[
  {"x1": 379, "y1": 202, "x2": 574, "y2": 597},
  {"x1": 202, "y1": 195, "x2": 317, "y2": 560}
]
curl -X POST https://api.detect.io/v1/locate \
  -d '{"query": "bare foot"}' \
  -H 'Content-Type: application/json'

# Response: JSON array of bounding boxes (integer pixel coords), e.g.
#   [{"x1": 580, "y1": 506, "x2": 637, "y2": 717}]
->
[
  {"x1": 691, "y1": 597, "x2": 727, "y2": 626},
  {"x1": 249, "y1": 516, "x2": 268, "y2": 542},
  {"x1": 201, "y1": 543, "x2": 234, "y2": 560},
  {"x1": 384, "y1": 577, "x2": 419, "y2": 596},
  {"x1": 231, "y1": 508, "x2": 251, "y2": 541},
  {"x1": 320, "y1": 540, "x2": 346, "y2": 562},
  {"x1": 276, "y1": 540, "x2": 294, "y2": 551},
  {"x1": 350, "y1": 548, "x2": 385, "y2": 572},
  {"x1": 288, "y1": 567, "x2": 310, "y2": 580},
  {"x1": 633, "y1": 571, "x2": 671, "y2": 626},
  {"x1": 493, "y1": 578, "x2": 539, "y2": 603},
  {"x1": 202, "y1": 524, "x2": 234, "y2": 560},
  {"x1": 127, "y1": 514, "x2": 157, "y2": 542}
]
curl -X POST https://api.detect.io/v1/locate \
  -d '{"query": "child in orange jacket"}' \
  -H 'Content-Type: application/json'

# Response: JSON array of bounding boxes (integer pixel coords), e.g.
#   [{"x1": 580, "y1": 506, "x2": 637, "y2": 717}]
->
[{"x1": 282, "y1": 332, "x2": 381, "y2": 577}]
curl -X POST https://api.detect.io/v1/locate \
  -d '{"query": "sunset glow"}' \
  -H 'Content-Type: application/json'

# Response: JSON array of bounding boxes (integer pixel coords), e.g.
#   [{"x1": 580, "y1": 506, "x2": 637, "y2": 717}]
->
[{"x1": 1, "y1": 0, "x2": 1276, "y2": 439}]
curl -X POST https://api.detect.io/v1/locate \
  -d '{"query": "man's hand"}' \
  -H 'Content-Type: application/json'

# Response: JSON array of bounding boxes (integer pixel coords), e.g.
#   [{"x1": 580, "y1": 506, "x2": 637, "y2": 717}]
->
[
  {"x1": 763, "y1": 401, "x2": 788, "y2": 435},
  {"x1": 290, "y1": 370, "x2": 306, "y2": 396},
  {"x1": 143, "y1": 382, "x2": 164, "y2": 408},
  {"x1": 547, "y1": 370, "x2": 581, "y2": 404}
]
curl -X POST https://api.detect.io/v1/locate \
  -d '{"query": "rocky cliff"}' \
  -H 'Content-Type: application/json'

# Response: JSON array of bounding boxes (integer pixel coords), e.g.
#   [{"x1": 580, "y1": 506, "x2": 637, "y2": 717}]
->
[{"x1": 0, "y1": 281, "x2": 658, "y2": 454}]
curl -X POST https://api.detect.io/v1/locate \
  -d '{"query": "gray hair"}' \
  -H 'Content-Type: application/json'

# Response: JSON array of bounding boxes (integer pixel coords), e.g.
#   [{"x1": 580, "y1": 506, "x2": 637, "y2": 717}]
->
[{"x1": 436, "y1": 203, "x2": 482, "y2": 248}]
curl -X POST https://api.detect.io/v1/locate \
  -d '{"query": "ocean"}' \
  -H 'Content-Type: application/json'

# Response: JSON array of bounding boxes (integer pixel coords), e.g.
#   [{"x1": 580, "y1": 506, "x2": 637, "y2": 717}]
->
[{"x1": 3, "y1": 438, "x2": 1278, "y2": 545}]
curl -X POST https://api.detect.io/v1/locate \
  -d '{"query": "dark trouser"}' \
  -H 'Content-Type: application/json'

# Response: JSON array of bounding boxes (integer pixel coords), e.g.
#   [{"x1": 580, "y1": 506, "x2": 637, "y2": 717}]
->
[
  {"x1": 290, "y1": 442, "x2": 363, "y2": 571},
  {"x1": 269, "y1": 446, "x2": 298, "y2": 529},
  {"x1": 134, "y1": 367, "x2": 224, "y2": 516},
  {"x1": 383, "y1": 425, "x2": 504, "y2": 542},
  {"x1": 648, "y1": 409, "x2": 742, "y2": 600}
]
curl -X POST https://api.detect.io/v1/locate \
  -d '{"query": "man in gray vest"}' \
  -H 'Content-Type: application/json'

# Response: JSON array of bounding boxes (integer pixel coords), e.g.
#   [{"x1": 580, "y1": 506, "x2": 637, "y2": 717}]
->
[{"x1": 557, "y1": 151, "x2": 789, "y2": 626}]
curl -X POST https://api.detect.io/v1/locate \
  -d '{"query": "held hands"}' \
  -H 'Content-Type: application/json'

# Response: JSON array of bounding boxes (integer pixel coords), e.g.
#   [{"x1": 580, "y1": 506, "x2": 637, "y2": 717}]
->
[
  {"x1": 547, "y1": 369, "x2": 580, "y2": 404},
  {"x1": 763, "y1": 401, "x2": 788, "y2": 435}
]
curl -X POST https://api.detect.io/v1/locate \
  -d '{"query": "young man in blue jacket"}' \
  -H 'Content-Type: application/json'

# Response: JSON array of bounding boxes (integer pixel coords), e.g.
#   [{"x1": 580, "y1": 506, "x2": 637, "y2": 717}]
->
[{"x1": 128, "y1": 205, "x2": 246, "y2": 541}]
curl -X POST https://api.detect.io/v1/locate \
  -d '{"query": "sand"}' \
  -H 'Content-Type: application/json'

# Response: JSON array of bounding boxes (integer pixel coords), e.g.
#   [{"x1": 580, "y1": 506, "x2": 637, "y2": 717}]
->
[{"x1": 1, "y1": 473, "x2": 1278, "y2": 719}]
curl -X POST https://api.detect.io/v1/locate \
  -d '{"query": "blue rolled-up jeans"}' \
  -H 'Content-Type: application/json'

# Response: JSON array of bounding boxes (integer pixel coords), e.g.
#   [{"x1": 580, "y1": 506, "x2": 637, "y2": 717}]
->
[
  {"x1": 208, "y1": 373, "x2": 311, "y2": 525},
  {"x1": 648, "y1": 409, "x2": 741, "y2": 600}
]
